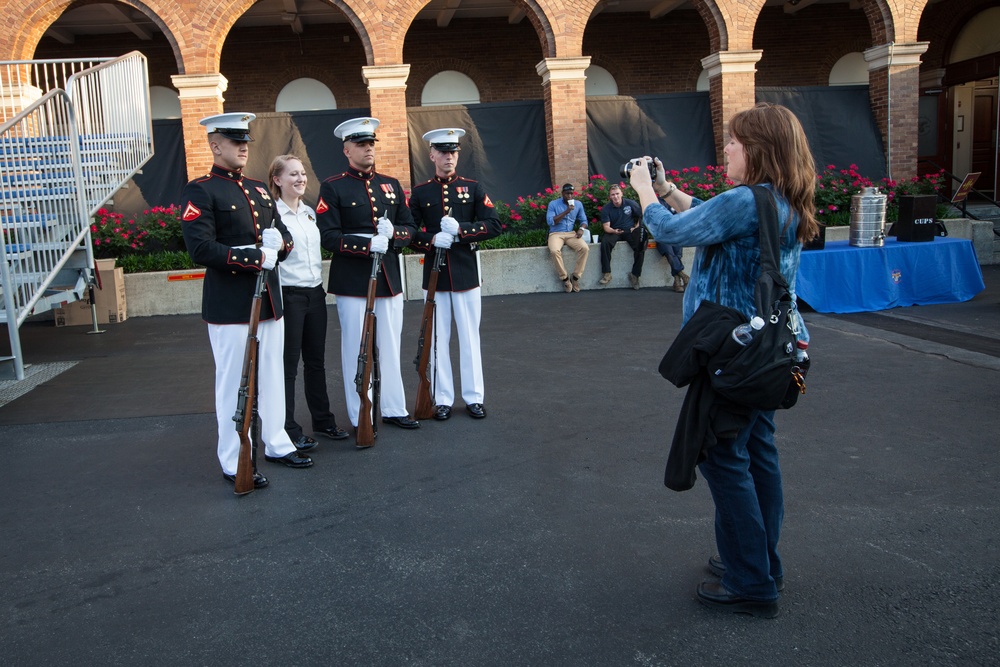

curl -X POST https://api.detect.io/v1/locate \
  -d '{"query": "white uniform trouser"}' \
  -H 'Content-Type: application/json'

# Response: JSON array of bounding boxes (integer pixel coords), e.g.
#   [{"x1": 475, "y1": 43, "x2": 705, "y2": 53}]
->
[
  {"x1": 337, "y1": 293, "x2": 407, "y2": 426},
  {"x1": 208, "y1": 319, "x2": 296, "y2": 475},
  {"x1": 427, "y1": 287, "x2": 484, "y2": 406}
]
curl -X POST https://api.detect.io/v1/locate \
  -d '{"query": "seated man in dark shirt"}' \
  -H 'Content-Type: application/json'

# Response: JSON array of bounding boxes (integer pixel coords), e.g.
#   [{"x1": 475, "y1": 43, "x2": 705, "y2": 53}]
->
[{"x1": 598, "y1": 184, "x2": 647, "y2": 290}]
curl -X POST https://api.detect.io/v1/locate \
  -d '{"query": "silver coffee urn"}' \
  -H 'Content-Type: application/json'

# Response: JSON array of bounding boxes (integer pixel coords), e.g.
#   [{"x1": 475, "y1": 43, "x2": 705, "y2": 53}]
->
[{"x1": 849, "y1": 186, "x2": 888, "y2": 248}]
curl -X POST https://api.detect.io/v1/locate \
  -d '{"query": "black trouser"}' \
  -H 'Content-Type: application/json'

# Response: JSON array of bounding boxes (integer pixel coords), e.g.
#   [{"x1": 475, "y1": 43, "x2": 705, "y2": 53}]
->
[
  {"x1": 600, "y1": 227, "x2": 646, "y2": 276},
  {"x1": 282, "y1": 284, "x2": 338, "y2": 439}
]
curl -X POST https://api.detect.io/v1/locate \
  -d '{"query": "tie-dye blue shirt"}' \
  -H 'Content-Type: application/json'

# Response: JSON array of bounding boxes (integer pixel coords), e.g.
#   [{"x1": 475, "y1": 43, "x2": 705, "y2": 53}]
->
[{"x1": 643, "y1": 183, "x2": 809, "y2": 342}]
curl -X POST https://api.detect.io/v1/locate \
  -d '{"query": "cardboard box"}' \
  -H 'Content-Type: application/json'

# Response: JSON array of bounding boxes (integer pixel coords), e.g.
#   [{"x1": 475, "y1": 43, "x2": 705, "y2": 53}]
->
[{"x1": 55, "y1": 261, "x2": 127, "y2": 326}]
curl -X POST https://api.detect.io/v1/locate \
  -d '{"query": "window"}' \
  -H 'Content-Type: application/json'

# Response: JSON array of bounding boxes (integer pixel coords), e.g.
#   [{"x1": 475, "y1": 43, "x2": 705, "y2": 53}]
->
[
  {"x1": 149, "y1": 86, "x2": 181, "y2": 119},
  {"x1": 696, "y1": 70, "x2": 709, "y2": 92},
  {"x1": 585, "y1": 65, "x2": 618, "y2": 96},
  {"x1": 275, "y1": 78, "x2": 337, "y2": 111},
  {"x1": 421, "y1": 71, "x2": 480, "y2": 106},
  {"x1": 829, "y1": 53, "x2": 868, "y2": 86}
]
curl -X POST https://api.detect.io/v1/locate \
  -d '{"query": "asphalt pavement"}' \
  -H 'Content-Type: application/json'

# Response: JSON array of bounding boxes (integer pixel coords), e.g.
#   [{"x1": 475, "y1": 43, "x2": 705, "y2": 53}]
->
[{"x1": 1, "y1": 266, "x2": 998, "y2": 666}]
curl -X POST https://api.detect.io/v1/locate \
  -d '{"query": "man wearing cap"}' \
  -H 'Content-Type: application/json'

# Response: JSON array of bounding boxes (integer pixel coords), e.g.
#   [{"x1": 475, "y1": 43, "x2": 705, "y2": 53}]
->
[
  {"x1": 546, "y1": 184, "x2": 590, "y2": 292},
  {"x1": 316, "y1": 117, "x2": 420, "y2": 436},
  {"x1": 408, "y1": 128, "x2": 502, "y2": 421},
  {"x1": 181, "y1": 112, "x2": 313, "y2": 491}
]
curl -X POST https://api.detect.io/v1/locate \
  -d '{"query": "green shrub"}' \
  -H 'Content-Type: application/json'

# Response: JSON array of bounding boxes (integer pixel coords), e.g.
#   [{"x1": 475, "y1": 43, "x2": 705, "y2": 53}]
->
[
  {"x1": 478, "y1": 229, "x2": 548, "y2": 250},
  {"x1": 117, "y1": 251, "x2": 196, "y2": 274}
]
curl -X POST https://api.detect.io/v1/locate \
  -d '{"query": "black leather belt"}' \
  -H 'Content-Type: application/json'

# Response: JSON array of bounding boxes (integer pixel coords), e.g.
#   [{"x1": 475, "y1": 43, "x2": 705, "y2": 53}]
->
[{"x1": 281, "y1": 284, "x2": 321, "y2": 293}]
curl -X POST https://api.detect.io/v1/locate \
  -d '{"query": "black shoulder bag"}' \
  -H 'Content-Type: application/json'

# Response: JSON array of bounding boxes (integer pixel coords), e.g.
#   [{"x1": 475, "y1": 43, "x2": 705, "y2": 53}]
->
[{"x1": 661, "y1": 185, "x2": 808, "y2": 410}]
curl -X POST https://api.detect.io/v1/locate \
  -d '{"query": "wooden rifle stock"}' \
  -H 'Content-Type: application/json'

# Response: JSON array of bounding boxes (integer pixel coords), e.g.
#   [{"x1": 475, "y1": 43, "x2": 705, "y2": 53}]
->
[
  {"x1": 413, "y1": 248, "x2": 445, "y2": 420},
  {"x1": 354, "y1": 252, "x2": 383, "y2": 448},
  {"x1": 232, "y1": 264, "x2": 268, "y2": 495},
  {"x1": 232, "y1": 219, "x2": 277, "y2": 495}
]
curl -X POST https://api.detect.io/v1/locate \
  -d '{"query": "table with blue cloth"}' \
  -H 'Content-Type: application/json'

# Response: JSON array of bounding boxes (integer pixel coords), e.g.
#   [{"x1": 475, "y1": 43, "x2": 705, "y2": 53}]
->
[{"x1": 796, "y1": 237, "x2": 985, "y2": 314}]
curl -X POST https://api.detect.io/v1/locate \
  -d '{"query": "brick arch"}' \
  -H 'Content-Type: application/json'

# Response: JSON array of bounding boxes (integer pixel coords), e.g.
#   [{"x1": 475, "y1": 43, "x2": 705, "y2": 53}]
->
[
  {"x1": 197, "y1": 0, "x2": 372, "y2": 72},
  {"x1": 817, "y1": 38, "x2": 872, "y2": 82},
  {"x1": 388, "y1": 0, "x2": 556, "y2": 63},
  {"x1": 921, "y1": 0, "x2": 996, "y2": 67},
  {"x1": 5, "y1": 0, "x2": 187, "y2": 72},
  {"x1": 405, "y1": 59, "x2": 490, "y2": 107},
  {"x1": 856, "y1": 0, "x2": 902, "y2": 45},
  {"x1": 683, "y1": 60, "x2": 706, "y2": 92}
]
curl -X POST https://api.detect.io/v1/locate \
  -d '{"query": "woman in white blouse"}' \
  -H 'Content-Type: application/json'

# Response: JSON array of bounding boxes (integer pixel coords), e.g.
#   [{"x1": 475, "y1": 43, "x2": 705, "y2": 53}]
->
[{"x1": 269, "y1": 154, "x2": 348, "y2": 448}]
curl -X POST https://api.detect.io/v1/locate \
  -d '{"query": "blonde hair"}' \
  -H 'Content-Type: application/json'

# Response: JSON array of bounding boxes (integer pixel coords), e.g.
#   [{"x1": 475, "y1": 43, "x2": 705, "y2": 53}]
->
[
  {"x1": 728, "y1": 103, "x2": 818, "y2": 243},
  {"x1": 268, "y1": 154, "x2": 304, "y2": 200}
]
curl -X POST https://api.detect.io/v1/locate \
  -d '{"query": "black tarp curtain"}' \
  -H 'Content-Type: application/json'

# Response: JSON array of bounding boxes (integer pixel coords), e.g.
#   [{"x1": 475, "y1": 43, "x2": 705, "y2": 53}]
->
[{"x1": 115, "y1": 85, "x2": 885, "y2": 216}]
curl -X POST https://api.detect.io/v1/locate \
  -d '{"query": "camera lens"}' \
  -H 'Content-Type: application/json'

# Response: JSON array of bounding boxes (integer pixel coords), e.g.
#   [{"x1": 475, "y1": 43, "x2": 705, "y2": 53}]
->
[{"x1": 618, "y1": 162, "x2": 633, "y2": 180}]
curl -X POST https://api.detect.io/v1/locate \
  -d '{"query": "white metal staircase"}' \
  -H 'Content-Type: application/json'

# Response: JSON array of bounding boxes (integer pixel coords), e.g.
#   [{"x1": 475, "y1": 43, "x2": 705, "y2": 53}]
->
[{"x1": 0, "y1": 52, "x2": 153, "y2": 379}]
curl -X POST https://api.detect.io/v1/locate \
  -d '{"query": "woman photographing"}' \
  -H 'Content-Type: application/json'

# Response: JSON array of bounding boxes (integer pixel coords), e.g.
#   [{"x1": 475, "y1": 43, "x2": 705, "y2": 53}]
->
[
  {"x1": 630, "y1": 103, "x2": 818, "y2": 618},
  {"x1": 269, "y1": 155, "x2": 348, "y2": 449}
]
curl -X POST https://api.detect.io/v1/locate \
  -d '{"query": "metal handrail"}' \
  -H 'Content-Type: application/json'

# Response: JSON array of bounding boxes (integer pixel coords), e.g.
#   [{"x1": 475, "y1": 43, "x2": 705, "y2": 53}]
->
[{"x1": 1, "y1": 52, "x2": 152, "y2": 380}]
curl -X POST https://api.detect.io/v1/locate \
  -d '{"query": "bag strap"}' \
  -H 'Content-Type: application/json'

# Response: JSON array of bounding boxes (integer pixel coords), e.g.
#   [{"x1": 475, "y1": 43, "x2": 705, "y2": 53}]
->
[
  {"x1": 747, "y1": 184, "x2": 782, "y2": 276},
  {"x1": 747, "y1": 185, "x2": 795, "y2": 322}
]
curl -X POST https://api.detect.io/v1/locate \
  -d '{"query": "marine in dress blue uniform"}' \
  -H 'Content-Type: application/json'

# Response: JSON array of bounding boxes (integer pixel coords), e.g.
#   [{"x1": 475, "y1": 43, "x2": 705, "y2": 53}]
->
[
  {"x1": 315, "y1": 117, "x2": 419, "y2": 434},
  {"x1": 408, "y1": 128, "x2": 502, "y2": 420},
  {"x1": 180, "y1": 112, "x2": 313, "y2": 489}
]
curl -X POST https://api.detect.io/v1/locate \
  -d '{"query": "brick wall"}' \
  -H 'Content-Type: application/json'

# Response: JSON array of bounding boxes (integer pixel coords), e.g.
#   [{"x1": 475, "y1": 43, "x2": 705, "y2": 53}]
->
[
  {"x1": 754, "y1": 5, "x2": 872, "y2": 86},
  {"x1": 177, "y1": 96, "x2": 224, "y2": 178},
  {"x1": 404, "y1": 18, "x2": 543, "y2": 106},
  {"x1": 708, "y1": 71, "x2": 757, "y2": 162},
  {"x1": 368, "y1": 85, "x2": 412, "y2": 189},
  {"x1": 543, "y1": 77, "x2": 589, "y2": 187},
  {"x1": 582, "y1": 11, "x2": 710, "y2": 93},
  {"x1": 34, "y1": 33, "x2": 179, "y2": 90},
  {"x1": 870, "y1": 64, "x2": 922, "y2": 181},
  {"x1": 219, "y1": 24, "x2": 370, "y2": 111},
  {"x1": 15, "y1": 0, "x2": 978, "y2": 189}
]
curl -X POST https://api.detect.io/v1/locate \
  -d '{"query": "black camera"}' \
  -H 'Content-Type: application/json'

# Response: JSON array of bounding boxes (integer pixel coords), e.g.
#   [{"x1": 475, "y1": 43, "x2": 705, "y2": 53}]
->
[{"x1": 620, "y1": 158, "x2": 657, "y2": 181}]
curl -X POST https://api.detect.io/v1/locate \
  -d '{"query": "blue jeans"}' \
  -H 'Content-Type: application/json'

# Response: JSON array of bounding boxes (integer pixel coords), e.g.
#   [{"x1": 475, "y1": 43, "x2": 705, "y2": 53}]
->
[
  {"x1": 656, "y1": 242, "x2": 684, "y2": 275},
  {"x1": 698, "y1": 410, "x2": 783, "y2": 600}
]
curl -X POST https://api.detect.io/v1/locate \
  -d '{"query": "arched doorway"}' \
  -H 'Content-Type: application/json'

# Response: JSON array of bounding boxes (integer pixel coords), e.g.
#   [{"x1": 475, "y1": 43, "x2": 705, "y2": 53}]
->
[{"x1": 940, "y1": 7, "x2": 1000, "y2": 197}]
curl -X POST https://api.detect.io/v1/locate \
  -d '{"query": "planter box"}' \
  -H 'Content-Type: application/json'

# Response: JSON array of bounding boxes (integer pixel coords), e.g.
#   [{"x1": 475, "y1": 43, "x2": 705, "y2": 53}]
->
[
  {"x1": 401, "y1": 242, "x2": 696, "y2": 300},
  {"x1": 121, "y1": 221, "x2": 992, "y2": 319}
]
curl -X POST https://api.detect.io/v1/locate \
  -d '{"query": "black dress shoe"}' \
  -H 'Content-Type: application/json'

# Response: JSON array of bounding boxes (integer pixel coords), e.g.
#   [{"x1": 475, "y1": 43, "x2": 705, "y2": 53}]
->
[
  {"x1": 697, "y1": 581, "x2": 779, "y2": 619},
  {"x1": 222, "y1": 471, "x2": 269, "y2": 489},
  {"x1": 264, "y1": 451, "x2": 314, "y2": 468},
  {"x1": 382, "y1": 416, "x2": 420, "y2": 429},
  {"x1": 315, "y1": 426, "x2": 350, "y2": 440},
  {"x1": 434, "y1": 405, "x2": 452, "y2": 421},
  {"x1": 293, "y1": 435, "x2": 318, "y2": 452},
  {"x1": 708, "y1": 555, "x2": 784, "y2": 592},
  {"x1": 466, "y1": 403, "x2": 486, "y2": 419}
]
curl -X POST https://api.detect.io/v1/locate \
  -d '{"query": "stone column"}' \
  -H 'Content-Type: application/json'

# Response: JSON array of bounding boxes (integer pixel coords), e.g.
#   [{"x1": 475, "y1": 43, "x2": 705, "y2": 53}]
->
[
  {"x1": 865, "y1": 42, "x2": 929, "y2": 181},
  {"x1": 363, "y1": 64, "x2": 411, "y2": 190},
  {"x1": 536, "y1": 57, "x2": 590, "y2": 189},
  {"x1": 701, "y1": 51, "x2": 762, "y2": 164},
  {"x1": 171, "y1": 73, "x2": 228, "y2": 180}
]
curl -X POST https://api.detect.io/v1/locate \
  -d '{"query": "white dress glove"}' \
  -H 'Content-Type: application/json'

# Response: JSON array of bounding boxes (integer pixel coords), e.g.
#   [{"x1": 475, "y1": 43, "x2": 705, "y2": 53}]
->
[
  {"x1": 261, "y1": 228, "x2": 283, "y2": 251},
  {"x1": 261, "y1": 247, "x2": 277, "y2": 270},
  {"x1": 432, "y1": 232, "x2": 454, "y2": 249},
  {"x1": 370, "y1": 235, "x2": 389, "y2": 254},
  {"x1": 376, "y1": 217, "x2": 394, "y2": 238},
  {"x1": 440, "y1": 216, "x2": 459, "y2": 236}
]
